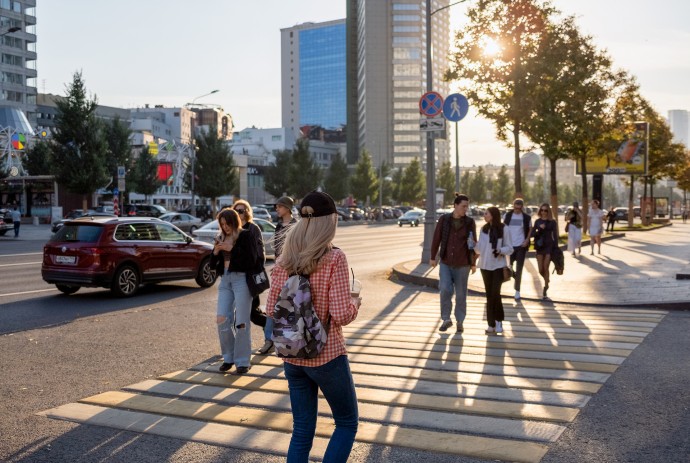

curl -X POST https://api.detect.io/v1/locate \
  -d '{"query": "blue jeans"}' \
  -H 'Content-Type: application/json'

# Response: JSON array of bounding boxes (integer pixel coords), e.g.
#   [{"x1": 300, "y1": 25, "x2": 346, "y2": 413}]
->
[
  {"x1": 263, "y1": 316, "x2": 274, "y2": 342},
  {"x1": 216, "y1": 271, "x2": 252, "y2": 367},
  {"x1": 283, "y1": 355, "x2": 358, "y2": 463},
  {"x1": 438, "y1": 263, "x2": 470, "y2": 324},
  {"x1": 509, "y1": 246, "x2": 528, "y2": 291}
]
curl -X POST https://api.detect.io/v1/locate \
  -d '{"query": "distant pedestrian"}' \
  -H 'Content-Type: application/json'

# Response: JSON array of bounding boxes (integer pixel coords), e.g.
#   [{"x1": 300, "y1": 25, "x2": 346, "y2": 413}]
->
[
  {"x1": 429, "y1": 193, "x2": 477, "y2": 334},
  {"x1": 588, "y1": 200, "x2": 606, "y2": 255},
  {"x1": 503, "y1": 198, "x2": 531, "y2": 301},
  {"x1": 565, "y1": 202, "x2": 583, "y2": 257},
  {"x1": 530, "y1": 203, "x2": 558, "y2": 299},
  {"x1": 10, "y1": 206, "x2": 21, "y2": 238},
  {"x1": 683, "y1": 209, "x2": 688, "y2": 224},
  {"x1": 605, "y1": 207, "x2": 616, "y2": 232},
  {"x1": 476, "y1": 206, "x2": 513, "y2": 335},
  {"x1": 266, "y1": 190, "x2": 361, "y2": 462},
  {"x1": 255, "y1": 196, "x2": 297, "y2": 356}
]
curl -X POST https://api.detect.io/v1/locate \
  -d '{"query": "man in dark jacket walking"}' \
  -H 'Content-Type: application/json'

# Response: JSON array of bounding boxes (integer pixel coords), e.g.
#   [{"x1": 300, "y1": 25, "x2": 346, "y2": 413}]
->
[
  {"x1": 429, "y1": 194, "x2": 477, "y2": 333},
  {"x1": 503, "y1": 199, "x2": 532, "y2": 301}
]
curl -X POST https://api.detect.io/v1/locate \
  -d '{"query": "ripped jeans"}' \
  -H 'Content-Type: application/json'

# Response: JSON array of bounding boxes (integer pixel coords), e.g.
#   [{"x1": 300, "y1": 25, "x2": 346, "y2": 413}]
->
[{"x1": 217, "y1": 271, "x2": 252, "y2": 367}]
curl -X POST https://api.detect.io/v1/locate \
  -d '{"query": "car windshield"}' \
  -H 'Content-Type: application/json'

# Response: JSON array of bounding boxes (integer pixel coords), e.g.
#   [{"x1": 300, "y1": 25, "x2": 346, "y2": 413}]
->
[
  {"x1": 50, "y1": 224, "x2": 103, "y2": 243},
  {"x1": 402, "y1": 211, "x2": 422, "y2": 218}
]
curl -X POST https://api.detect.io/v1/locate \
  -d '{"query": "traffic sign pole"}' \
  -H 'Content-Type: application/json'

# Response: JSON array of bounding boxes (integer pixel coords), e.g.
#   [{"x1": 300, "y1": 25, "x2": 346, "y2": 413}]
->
[{"x1": 442, "y1": 94, "x2": 469, "y2": 194}]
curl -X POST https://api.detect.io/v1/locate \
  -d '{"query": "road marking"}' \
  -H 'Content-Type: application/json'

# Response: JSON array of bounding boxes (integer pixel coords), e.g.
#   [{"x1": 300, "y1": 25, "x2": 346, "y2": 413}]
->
[
  {"x1": 0, "y1": 261, "x2": 41, "y2": 267},
  {"x1": 40, "y1": 302, "x2": 667, "y2": 462},
  {"x1": 0, "y1": 288, "x2": 56, "y2": 297}
]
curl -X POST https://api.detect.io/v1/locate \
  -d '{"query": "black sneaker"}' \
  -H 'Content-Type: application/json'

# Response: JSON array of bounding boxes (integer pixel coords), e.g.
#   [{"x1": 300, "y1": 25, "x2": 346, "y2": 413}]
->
[
  {"x1": 219, "y1": 362, "x2": 234, "y2": 372},
  {"x1": 439, "y1": 320, "x2": 453, "y2": 332},
  {"x1": 234, "y1": 366, "x2": 251, "y2": 375},
  {"x1": 456, "y1": 324, "x2": 464, "y2": 333}
]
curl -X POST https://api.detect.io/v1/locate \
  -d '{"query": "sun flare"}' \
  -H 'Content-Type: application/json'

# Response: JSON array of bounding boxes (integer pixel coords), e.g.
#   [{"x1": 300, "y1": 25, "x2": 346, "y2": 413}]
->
[{"x1": 481, "y1": 36, "x2": 501, "y2": 57}]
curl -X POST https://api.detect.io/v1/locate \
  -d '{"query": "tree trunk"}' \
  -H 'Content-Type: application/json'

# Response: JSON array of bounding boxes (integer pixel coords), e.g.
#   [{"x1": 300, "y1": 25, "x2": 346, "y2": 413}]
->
[
  {"x1": 549, "y1": 157, "x2": 559, "y2": 230},
  {"x1": 628, "y1": 175, "x2": 634, "y2": 227},
  {"x1": 580, "y1": 157, "x2": 589, "y2": 234},
  {"x1": 513, "y1": 123, "x2": 522, "y2": 198}
]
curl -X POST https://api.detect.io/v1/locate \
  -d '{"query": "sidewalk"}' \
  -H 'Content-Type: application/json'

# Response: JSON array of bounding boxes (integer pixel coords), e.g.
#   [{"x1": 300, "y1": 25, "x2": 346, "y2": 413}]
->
[{"x1": 393, "y1": 223, "x2": 690, "y2": 308}]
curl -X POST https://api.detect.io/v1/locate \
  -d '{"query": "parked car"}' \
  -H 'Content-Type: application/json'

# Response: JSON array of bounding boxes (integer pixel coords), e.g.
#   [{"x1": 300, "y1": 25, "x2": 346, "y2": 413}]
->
[
  {"x1": 336, "y1": 207, "x2": 352, "y2": 221},
  {"x1": 192, "y1": 217, "x2": 277, "y2": 259},
  {"x1": 52, "y1": 211, "x2": 117, "y2": 233},
  {"x1": 613, "y1": 207, "x2": 629, "y2": 221},
  {"x1": 398, "y1": 210, "x2": 425, "y2": 227},
  {"x1": 252, "y1": 206, "x2": 273, "y2": 222},
  {"x1": 0, "y1": 208, "x2": 11, "y2": 236},
  {"x1": 633, "y1": 206, "x2": 641, "y2": 218},
  {"x1": 42, "y1": 217, "x2": 216, "y2": 297},
  {"x1": 179, "y1": 205, "x2": 214, "y2": 221},
  {"x1": 124, "y1": 204, "x2": 166, "y2": 217},
  {"x1": 158, "y1": 212, "x2": 202, "y2": 233}
]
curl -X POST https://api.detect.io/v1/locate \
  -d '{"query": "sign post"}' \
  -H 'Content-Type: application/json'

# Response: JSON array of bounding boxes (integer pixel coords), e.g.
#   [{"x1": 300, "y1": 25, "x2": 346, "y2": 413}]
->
[{"x1": 442, "y1": 93, "x2": 469, "y2": 193}]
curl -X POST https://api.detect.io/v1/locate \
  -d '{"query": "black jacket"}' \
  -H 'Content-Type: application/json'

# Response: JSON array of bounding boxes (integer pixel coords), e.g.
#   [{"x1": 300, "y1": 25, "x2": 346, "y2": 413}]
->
[{"x1": 210, "y1": 222, "x2": 264, "y2": 275}]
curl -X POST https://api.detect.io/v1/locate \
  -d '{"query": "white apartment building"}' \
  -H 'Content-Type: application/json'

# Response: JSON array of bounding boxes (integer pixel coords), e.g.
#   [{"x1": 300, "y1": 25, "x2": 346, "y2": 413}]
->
[{"x1": 668, "y1": 109, "x2": 689, "y2": 148}]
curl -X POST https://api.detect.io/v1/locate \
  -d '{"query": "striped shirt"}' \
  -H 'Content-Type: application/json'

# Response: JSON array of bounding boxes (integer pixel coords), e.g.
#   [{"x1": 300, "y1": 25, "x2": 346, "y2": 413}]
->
[{"x1": 266, "y1": 248, "x2": 359, "y2": 367}]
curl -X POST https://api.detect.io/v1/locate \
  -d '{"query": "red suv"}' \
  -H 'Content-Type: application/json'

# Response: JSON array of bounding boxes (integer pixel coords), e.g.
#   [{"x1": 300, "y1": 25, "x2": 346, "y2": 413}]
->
[{"x1": 42, "y1": 217, "x2": 217, "y2": 297}]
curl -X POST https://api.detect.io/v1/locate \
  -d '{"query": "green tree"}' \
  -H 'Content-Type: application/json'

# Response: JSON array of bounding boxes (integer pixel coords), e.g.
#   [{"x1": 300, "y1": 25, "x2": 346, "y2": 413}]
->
[
  {"x1": 289, "y1": 139, "x2": 322, "y2": 199},
  {"x1": 193, "y1": 126, "x2": 237, "y2": 217},
  {"x1": 130, "y1": 145, "x2": 161, "y2": 200},
  {"x1": 399, "y1": 158, "x2": 425, "y2": 205},
  {"x1": 50, "y1": 71, "x2": 110, "y2": 210},
  {"x1": 104, "y1": 116, "x2": 133, "y2": 194},
  {"x1": 460, "y1": 170, "x2": 472, "y2": 195},
  {"x1": 323, "y1": 152, "x2": 349, "y2": 201},
  {"x1": 264, "y1": 150, "x2": 292, "y2": 199},
  {"x1": 532, "y1": 175, "x2": 545, "y2": 204},
  {"x1": 350, "y1": 150, "x2": 378, "y2": 205},
  {"x1": 447, "y1": 0, "x2": 558, "y2": 198},
  {"x1": 391, "y1": 167, "x2": 404, "y2": 204},
  {"x1": 493, "y1": 164, "x2": 512, "y2": 205},
  {"x1": 436, "y1": 161, "x2": 456, "y2": 205},
  {"x1": 469, "y1": 166, "x2": 487, "y2": 203},
  {"x1": 23, "y1": 140, "x2": 53, "y2": 175}
]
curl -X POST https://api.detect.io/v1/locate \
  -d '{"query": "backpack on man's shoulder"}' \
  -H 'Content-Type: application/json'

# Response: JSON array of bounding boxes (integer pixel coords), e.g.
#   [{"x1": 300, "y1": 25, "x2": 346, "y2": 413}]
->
[{"x1": 272, "y1": 274, "x2": 329, "y2": 359}]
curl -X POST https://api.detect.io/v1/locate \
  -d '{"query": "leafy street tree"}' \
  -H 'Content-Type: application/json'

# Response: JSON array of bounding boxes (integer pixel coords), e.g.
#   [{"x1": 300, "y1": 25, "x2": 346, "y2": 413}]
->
[
  {"x1": 469, "y1": 166, "x2": 487, "y2": 203},
  {"x1": 436, "y1": 161, "x2": 456, "y2": 205},
  {"x1": 104, "y1": 116, "x2": 133, "y2": 195},
  {"x1": 447, "y1": 0, "x2": 558, "y2": 198},
  {"x1": 192, "y1": 126, "x2": 237, "y2": 217},
  {"x1": 399, "y1": 158, "x2": 425, "y2": 205},
  {"x1": 390, "y1": 167, "x2": 404, "y2": 204},
  {"x1": 23, "y1": 140, "x2": 53, "y2": 175},
  {"x1": 50, "y1": 71, "x2": 110, "y2": 210},
  {"x1": 129, "y1": 145, "x2": 161, "y2": 202},
  {"x1": 323, "y1": 152, "x2": 349, "y2": 201},
  {"x1": 350, "y1": 149, "x2": 378, "y2": 205},
  {"x1": 263, "y1": 150, "x2": 292, "y2": 199},
  {"x1": 460, "y1": 170, "x2": 471, "y2": 195},
  {"x1": 493, "y1": 164, "x2": 513, "y2": 205},
  {"x1": 289, "y1": 139, "x2": 322, "y2": 199}
]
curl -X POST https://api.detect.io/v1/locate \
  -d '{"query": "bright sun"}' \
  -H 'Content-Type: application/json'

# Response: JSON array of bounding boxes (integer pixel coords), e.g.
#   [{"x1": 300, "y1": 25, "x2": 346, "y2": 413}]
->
[{"x1": 481, "y1": 36, "x2": 501, "y2": 57}]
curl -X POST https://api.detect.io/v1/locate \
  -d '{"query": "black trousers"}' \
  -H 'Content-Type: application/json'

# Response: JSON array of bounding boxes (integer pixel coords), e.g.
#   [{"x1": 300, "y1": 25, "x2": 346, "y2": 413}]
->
[
  {"x1": 480, "y1": 268, "x2": 505, "y2": 328},
  {"x1": 606, "y1": 219, "x2": 615, "y2": 232},
  {"x1": 509, "y1": 246, "x2": 527, "y2": 291}
]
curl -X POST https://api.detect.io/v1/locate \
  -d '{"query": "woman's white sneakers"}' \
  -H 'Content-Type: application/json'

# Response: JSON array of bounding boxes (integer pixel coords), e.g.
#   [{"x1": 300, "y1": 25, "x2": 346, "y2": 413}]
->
[{"x1": 495, "y1": 321, "x2": 503, "y2": 334}]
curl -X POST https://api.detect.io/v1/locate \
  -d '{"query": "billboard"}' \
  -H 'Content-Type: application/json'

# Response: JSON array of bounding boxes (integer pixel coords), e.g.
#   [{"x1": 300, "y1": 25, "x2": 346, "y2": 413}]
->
[{"x1": 576, "y1": 121, "x2": 648, "y2": 175}]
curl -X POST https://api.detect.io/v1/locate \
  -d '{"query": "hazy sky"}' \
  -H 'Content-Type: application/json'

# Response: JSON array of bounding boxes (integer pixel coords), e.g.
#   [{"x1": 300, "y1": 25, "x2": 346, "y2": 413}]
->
[{"x1": 36, "y1": 1, "x2": 690, "y2": 167}]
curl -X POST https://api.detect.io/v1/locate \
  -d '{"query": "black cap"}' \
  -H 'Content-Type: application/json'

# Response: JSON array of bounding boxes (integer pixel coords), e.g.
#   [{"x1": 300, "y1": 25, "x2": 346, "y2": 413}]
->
[{"x1": 299, "y1": 191, "x2": 337, "y2": 218}]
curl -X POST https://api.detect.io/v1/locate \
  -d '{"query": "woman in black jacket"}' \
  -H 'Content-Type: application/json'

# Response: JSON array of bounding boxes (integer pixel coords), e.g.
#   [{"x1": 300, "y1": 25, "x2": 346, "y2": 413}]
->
[
  {"x1": 212, "y1": 207, "x2": 262, "y2": 375},
  {"x1": 530, "y1": 203, "x2": 558, "y2": 299}
]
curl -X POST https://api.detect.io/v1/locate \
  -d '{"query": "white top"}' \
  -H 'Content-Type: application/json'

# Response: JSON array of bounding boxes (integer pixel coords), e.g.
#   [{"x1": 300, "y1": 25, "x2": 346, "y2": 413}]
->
[
  {"x1": 476, "y1": 227, "x2": 513, "y2": 271},
  {"x1": 588, "y1": 209, "x2": 605, "y2": 234},
  {"x1": 503, "y1": 211, "x2": 530, "y2": 246}
]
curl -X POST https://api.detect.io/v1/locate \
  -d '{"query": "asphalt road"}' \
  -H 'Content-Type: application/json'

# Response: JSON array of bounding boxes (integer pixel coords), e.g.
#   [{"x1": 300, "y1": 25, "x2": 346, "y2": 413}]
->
[{"x1": 1, "y1": 223, "x2": 688, "y2": 462}]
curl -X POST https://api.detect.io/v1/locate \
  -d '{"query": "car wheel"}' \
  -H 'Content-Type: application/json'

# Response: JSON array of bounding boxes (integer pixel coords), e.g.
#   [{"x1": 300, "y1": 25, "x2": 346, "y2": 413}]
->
[
  {"x1": 111, "y1": 264, "x2": 140, "y2": 297},
  {"x1": 56, "y1": 284, "x2": 79, "y2": 295},
  {"x1": 195, "y1": 257, "x2": 217, "y2": 287}
]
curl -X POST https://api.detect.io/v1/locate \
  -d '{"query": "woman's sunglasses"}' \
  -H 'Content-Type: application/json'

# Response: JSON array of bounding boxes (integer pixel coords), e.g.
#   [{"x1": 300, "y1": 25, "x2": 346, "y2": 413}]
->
[
  {"x1": 235, "y1": 208, "x2": 246, "y2": 214},
  {"x1": 540, "y1": 209, "x2": 549, "y2": 212}
]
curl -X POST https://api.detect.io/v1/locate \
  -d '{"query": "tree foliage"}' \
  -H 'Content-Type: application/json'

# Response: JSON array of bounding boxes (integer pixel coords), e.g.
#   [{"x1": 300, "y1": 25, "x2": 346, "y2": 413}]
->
[
  {"x1": 469, "y1": 166, "x2": 487, "y2": 203},
  {"x1": 399, "y1": 158, "x2": 425, "y2": 205},
  {"x1": 129, "y1": 145, "x2": 161, "y2": 200},
  {"x1": 493, "y1": 165, "x2": 513, "y2": 205},
  {"x1": 50, "y1": 71, "x2": 110, "y2": 209},
  {"x1": 23, "y1": 140, "x2": 53, "y2": 175},
  {"x1": 323, "y1": 152, "x2": 349, "y2": 201},
  {"x1": 436, "y1": 161, "x2": 456, "y2": 205},
  {"x1": 193, "y1": 126, "x2": 237, "y2": 213},
  {"x1": 103, "y1": 116, "x2": 133, "y2": 193},
  {"x1": 289, "y1": 139, "x2": 322, "y2": 199},
  {"x1": 350, "y1": 150, "x2": 378, "y2": 205},
  {"x1": 263, "y1": 150, "x2": 292, "y2": 198}
]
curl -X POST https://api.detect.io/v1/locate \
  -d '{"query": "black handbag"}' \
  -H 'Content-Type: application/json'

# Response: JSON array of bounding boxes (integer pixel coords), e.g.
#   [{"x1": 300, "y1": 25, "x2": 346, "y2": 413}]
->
[
  {"x1": 246, "y1": 267, "x2": 270, "y2": 297},
  {"x1": 250, "y1": 296, "x2": 267, "y2": 327}
]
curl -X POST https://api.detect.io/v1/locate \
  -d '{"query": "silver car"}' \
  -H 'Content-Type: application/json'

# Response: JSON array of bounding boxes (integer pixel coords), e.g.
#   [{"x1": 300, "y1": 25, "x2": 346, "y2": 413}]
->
[
  {"x1": 158, "y1": 212, "x2": 202, "y2": 233},
  {"x1": 192, "y1": 218, "x2": 276, "y2": 259}
]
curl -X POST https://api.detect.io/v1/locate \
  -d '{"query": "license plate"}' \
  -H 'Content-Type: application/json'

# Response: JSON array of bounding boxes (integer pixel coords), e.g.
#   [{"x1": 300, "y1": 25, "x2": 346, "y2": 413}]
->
[{"x1": 55, "y1": 255, "x2": 76, "y2": 264}]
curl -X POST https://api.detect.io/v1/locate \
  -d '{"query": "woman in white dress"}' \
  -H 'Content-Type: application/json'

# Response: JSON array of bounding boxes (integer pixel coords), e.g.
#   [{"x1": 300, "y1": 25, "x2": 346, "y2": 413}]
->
[
  {"x1": 565, "y1": 202, "x2": 583, "y2": 257},
  {"x1": 588, "y1": 200, "x2": 606, "y2": 255}
]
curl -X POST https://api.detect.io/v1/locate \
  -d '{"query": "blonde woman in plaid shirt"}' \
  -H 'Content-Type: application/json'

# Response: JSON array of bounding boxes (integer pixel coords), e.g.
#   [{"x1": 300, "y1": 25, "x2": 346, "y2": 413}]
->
[{"x1": 267, "y1": 191, "x2": 361, "y2": 463}]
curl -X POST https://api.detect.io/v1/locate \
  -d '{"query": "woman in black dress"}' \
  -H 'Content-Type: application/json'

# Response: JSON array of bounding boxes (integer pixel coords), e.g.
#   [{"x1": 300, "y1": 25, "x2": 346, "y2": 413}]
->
[{"x1": 530, "y1": 203, "x2": 558, "y2": 299}]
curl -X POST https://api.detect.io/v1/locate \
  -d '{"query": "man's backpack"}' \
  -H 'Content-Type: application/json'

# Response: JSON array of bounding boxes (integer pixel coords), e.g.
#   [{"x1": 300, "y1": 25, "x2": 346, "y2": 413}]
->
[{"x1": 272, "y1": 274, "x2": 329, "y2": 359}]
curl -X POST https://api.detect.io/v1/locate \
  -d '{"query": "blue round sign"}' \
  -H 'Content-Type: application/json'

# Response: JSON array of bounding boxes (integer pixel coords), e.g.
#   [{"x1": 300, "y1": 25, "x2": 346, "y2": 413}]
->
[{"x1": 443, "y1": 93, "x2": 469, "y2": 122}]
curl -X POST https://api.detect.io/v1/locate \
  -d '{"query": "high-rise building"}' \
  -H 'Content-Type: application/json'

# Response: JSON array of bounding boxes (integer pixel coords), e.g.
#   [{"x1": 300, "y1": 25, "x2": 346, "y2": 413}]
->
[
  {"x1": 347, "y1": 0, "x2": 450, "y2": 170},
  {"x1": 281, "y1": 19, "x2": 347, "y2": 142},
  {"x1": 0, "y1": 0, "x2": 37, "y2": 126},
  {"x1": 668, "y1": 109, "x2": 689, "y2": 148}
]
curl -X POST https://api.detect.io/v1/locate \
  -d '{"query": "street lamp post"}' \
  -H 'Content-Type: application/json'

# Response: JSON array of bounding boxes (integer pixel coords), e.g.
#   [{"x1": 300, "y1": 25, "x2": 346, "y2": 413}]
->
[{"x1": 187, "y1": 90, "x2": 219, "y2": 217}]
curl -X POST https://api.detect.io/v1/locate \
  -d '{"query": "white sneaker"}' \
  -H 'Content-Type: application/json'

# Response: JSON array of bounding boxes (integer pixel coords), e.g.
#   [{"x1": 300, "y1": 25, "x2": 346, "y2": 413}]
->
[
  {"x1": 496, "y1": 321, "x2": 503, "y2": 334},
  {"x1": 514, "y1": 291, "x2": 521, "y2": 301},
  {"x1": 485, "y1": 326, "x2": 496, "y2": 335}
]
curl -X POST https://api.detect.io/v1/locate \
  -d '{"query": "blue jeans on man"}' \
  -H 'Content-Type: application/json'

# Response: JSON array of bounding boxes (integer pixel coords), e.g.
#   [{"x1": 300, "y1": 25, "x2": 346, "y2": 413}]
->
[
  {"x1": 438, "y1": 262, "x2": 471, "y2": 326},
  {"x1": 509, "y1": 245, "x2": 528, "y2": 291},
  {"x1": 283, "y1": 355, "x2": 358, "y2": 462}
]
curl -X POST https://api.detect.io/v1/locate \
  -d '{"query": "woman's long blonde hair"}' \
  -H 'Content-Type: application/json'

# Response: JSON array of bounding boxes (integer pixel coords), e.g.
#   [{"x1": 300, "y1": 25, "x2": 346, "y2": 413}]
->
[
  {"x1": 232, "y1": 199, "x2": 254, "y2": 224},
  {"x1": 278, "y1": 214, "x2": 336, "y2": 275}
]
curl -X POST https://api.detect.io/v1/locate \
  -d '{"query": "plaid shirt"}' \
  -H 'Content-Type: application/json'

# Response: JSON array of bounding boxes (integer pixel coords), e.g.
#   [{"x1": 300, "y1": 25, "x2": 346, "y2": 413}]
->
[{"x1": 266, "y1": 248, "x2": 359, "y2": 367}]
